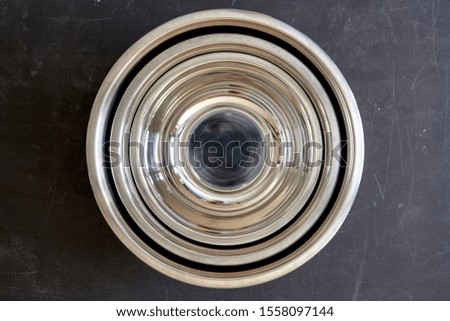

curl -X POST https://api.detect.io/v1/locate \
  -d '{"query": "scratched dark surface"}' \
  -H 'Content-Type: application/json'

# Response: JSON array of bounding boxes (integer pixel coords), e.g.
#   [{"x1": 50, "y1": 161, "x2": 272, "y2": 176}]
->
[{"x1": 0, "y1": 0, "x2": 449, "y2": 300}]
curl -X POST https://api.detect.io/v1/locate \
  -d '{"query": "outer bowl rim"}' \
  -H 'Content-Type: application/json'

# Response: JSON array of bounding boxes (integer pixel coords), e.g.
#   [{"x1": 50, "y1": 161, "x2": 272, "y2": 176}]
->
[{"x1": 86, "y1": 9, "x2": 364, "y2": 288}]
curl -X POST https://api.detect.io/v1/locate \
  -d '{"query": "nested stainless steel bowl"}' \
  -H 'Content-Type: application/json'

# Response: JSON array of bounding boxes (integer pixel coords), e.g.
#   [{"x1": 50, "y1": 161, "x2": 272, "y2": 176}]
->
[{"x1": 87, "y1": 9, "x2": 364, "y2": 288}]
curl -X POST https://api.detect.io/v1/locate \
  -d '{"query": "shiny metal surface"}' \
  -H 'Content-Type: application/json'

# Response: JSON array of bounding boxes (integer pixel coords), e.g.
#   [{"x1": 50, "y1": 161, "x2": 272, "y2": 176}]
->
[{"x1": 87, "y1": 9, "x2": 364, "y2": 288}]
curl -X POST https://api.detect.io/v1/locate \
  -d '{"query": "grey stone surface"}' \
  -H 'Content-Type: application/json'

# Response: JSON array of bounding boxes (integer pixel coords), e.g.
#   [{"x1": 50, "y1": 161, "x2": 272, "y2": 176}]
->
[{"x1": 0, "y1": 0, "x2": 449, "y2": 300}]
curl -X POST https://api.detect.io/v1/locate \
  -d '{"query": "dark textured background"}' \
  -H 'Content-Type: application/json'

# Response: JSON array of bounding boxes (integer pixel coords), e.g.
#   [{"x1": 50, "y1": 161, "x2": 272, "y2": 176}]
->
[{"x1": 0, "y1": 0, "x2": 449, "y2": 300}]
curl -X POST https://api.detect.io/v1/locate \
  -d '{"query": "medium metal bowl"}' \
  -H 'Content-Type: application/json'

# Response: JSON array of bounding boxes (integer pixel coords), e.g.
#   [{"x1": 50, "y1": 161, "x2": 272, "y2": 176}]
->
[{"x1": 87, "y1": 9, "x2": 364, "y2": 288}]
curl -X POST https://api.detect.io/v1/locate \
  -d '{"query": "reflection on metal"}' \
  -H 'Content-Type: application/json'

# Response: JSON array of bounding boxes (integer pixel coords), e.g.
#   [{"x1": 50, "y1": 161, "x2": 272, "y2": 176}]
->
[{"x1": 87, "y1": 9, "x2": 364, "y2": 288}]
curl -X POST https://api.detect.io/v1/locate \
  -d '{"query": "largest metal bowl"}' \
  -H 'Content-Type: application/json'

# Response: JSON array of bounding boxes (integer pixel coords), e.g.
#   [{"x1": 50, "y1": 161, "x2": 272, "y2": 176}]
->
[{"x1": 86, "y1": 9, "x2": 364, "y2": 288}]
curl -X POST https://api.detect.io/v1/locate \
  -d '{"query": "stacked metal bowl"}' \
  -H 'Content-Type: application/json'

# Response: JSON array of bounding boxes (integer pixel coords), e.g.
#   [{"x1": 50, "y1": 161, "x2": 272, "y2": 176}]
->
[{"x1": 87, "y1": 9, "x2": 364, "y2": 288}]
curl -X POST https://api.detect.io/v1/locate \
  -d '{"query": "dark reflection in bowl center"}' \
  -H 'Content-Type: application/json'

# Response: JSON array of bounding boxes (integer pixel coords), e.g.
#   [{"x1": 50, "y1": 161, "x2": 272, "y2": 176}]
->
[{"x1": 188, "y1": 109, "x2": 264, "y2": 190}]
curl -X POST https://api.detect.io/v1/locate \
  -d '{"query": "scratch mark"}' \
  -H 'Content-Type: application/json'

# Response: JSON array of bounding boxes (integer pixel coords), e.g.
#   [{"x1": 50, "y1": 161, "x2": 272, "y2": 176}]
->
[
  {"x1": 431, "y1": 0, "x2": 445, "y2": 94},
  {"x1": 404, "y1": 126, "x2": 415, "y2": 216},
  {"x1": 37, "y1": 177, "x2": 58, "y2": 237},
  {"x1": 350, "y1": 203, "x2": 377, "y2": 214},
  {"x1": 411, "y1": 46, "x2": 444, "y2": 91},
  {"x1": 399, "y1": 219, "x2": 417, "y2": 266},
  {"x1": 231, "y1": 0, "x2": 238, "y2": 7},
  {"x1": 397, "y1": 126, "x2": 417, "y2": 266},
  {"x1": 378, "y1": 4, "x2": 398, "y2": 43},
  {"x1": 383, "y1": 60, "x2": 396, "y2": 194},
  {"x1": 20, "y1": 156, "x2": 42, "y2": 173},
  {"x1": 0, "y1": 246, "x2": 33, "y2": 269},
  {"x1": 410, "y1": 59, "x2": 429, "y2": 90},
  {"x1": 445, "y1": 67, "x2": 449, "y2": 212},
  {"x1": 352, "y1": 262, "x2": 365, "y2": 300},
  {"x1": 387, "y1": 6, "x2": 408, "y2": 12},
  {"x1": 397, "y1": 118, "x2": 405, "y2": 192},
  {"x1": 112, "y1": 1, "x2": 132, "y2": 15},
  {"x1": 374, "y1": 174, "x2": 385, "y2": 200},
  {"x1": 383, "y1": 114, "x2": 395, "y2": 194},
  {"x1": 431, "y1": 0, "x2": 440, "y2": 63},
  {"x1": 367, "y1": 99, "x2": 375, "y2": 136},
  {"x1": 47, "y1": 16, "x2": 113, "y2": 22},
  {"x1": 424, "y1": 247, "x2": 450, "y2": 264},
  {"x1": 392, "y1": 60, "x2": 397, "y2": 109},
  {"x1": 432, "y1": 0, "x2": 436, "y2": 60},
  {"x1": 445, "y1": 67, "x2": 448, "y2": 138},
  {"x1": 51, "y1": 258, "x2": 63, "y2": 271},
  {"x1": 372, "y1": 207, "x2": 379, "y2": 249},
  {"x1": 0, "y1": 270, "x2": 37, "y2": 276},
  {"x1": 352, "y1": 235, "x2": 368, "y2": 300}
]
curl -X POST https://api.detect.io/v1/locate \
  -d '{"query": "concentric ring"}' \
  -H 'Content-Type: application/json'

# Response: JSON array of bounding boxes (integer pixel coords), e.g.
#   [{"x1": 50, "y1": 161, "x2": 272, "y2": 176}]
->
[{"x1": 87, "y1": 9, "x2": 364, "y2": 288}]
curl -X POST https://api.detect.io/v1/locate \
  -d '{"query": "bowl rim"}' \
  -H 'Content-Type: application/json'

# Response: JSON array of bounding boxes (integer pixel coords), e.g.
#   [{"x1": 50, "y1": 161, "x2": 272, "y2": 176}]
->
[{"x1": 86, "y1": 9, "x2": 364, "y2": 288}]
